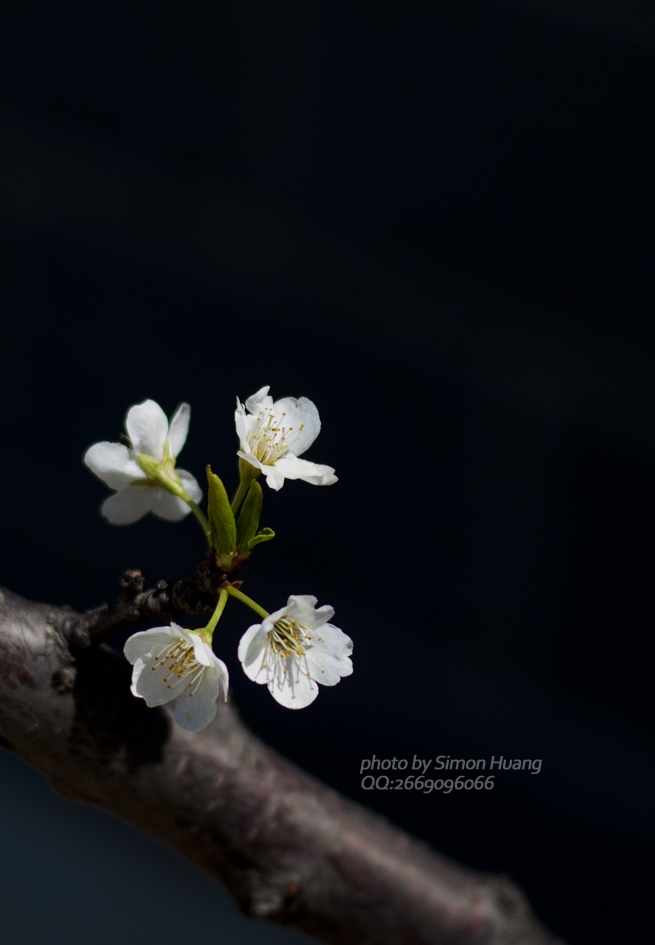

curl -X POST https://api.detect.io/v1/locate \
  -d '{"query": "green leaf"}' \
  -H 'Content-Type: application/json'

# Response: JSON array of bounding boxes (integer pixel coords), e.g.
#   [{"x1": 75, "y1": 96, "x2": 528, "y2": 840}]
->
[
  {"x1": 247, "y1": 527, "x2": 275, "y2": 550},
  {"x1": 236, "y1": 480, "x2": 263, "y2": 551},
  {"x1": 206, "y1": 465, "x2": 237, "y2": 554}
]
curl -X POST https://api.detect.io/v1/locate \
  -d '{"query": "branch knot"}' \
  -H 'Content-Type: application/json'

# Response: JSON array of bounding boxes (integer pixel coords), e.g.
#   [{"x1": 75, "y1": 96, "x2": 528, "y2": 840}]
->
[{"x1": 64, "y1": 554, "x2": 235, "y2": 652}]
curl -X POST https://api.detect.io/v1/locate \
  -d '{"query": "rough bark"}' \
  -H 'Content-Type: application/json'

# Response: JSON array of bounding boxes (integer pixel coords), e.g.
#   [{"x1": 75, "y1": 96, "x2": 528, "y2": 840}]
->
[{"x1": 0, "y1": 586, "x2": 564, "y2": 945}]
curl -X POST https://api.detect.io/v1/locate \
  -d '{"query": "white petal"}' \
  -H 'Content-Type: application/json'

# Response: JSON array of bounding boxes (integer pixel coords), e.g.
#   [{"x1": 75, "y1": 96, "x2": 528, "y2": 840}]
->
[
  {"x1": 173, "y1": 669, "x2": 220, "y2": 731},
  {"x1": 132, "y1": 654, "x2": 188, "y2": 706},
  {"x1": 234, "y1": 401, "x2": 250, "y2": 452},
  {"x1": 262, "y1": 463, "x2": 287, "y2": 491},
  {"x1": 284, "y1": 595, "x2": 321, "y2": 626},
  {"x1": 238, "y1": 624, "x2": 269, "y2": 682},
  {"x1": 84, "y1": 442, "x2": 142, "y2": 490},
  {"x1": 151, "y1": 489, "x2": 192, "y2": 522},
  {"x1": 305, "y1": 652, "x2": 349, "y2": 686},
  {"x1": 124, "y1": 626, "x2": 181, "y2": 663},
  {"x1": 245, "y1": 386, "x2": 271, "y2": 414},
  {"x1": 167, "y1": 403, "x2": 190, "y2": 457},
  {"x1": 211, "y1": 657, "x2": 230, "y2": 699},
  {"x1": 310, "y1": 604, "x2": 337, "y2": 629},
  {"x1": 126, "y1": 400, "x2": 169, "y2": 458},
  {"x1": 236, "y1": 449, "x2": 264, "y2": 475},
  {"x1": 130, "y1": 656, "x2": 148, "y2": 693},
  {"x1": 178, "y1": 469, "x2": 203, "y2": 503},
  {"x1": 273, "y1": 455, "x2": 337, "y2": 486},
  {"x1": 260, "y1": 604, "x2": 292, "y2": 635},
  {"x1": 100, "y1": 486, "x2": 156, "y2": 525},
  {"x1": 305, "y1": 625, "x2": 354, "y2": 686},
  {"x1": 314, "y1": 622, "x2": 354, "y2": 660},
  {"x1": 268, "y1": 664, "x2": 319, "y2": 709},
  {"x1": 186, "y1": 632, "x2": 217, "y2": 668},
  {"x1": 270, "y1": 397, "x2": 321, "y2": 457}
]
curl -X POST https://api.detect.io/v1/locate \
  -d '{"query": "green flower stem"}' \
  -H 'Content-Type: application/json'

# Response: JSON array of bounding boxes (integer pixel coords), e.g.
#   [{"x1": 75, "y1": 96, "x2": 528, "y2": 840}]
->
[
  {"x1": 226, "y1": 586, "x2": 270, "y2": 619},
  {"x1": 136, "y1": 452, "x2": 212, "y2": 547},
  {"x1": 201, "y1": 587, "x2": 229, "y2": 640},
  {"x1": 231, "y1": 459, "x2": 261, "y2": 515},
  {"x1": 184, "y1": 498, "x2": 212, "y2": 548},
  {"x1": 230, "y1": 478, "x2": 250, "y2": 516}
]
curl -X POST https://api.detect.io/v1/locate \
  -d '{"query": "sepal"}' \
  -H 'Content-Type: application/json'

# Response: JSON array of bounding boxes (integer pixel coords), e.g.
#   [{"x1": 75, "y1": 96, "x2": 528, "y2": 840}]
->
[
  {"x1": 136, "y1": 453, "x2": 185, "y2": 496},
  {"x1": 136, "y1": 454, "x2": 158, "y2": 477}
]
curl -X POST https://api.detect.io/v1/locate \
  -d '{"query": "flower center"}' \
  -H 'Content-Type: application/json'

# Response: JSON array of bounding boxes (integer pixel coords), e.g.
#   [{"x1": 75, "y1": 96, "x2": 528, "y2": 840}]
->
[
  {"x1": 249, "y1": 407, "x2": 305, "y2": 465},
  {"x1": 269, "y1": 617, "x2": 309, "y2": 657},
  {"x1": 153, "y1": 638, "x2": 204, "y2": 694}
]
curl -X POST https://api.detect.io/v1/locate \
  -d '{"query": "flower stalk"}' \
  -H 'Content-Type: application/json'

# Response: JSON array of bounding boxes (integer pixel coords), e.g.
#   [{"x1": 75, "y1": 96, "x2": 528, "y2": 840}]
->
[
  {"x1": 200, "y1": 587, "x2": 229, "y2": 641},
  {"x1": 185, "y1": 499, "x2": 212, "y2": 546},
  {"x1": 231, "y1": 457, "x2": 261, "y2": 514},
  {"x1": 227, "y1": 585, "x2": 270, "y2": 619}
]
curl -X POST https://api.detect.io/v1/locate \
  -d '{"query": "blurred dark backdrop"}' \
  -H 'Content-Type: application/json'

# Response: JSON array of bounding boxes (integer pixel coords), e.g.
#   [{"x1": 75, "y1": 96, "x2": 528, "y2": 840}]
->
[{"x1": 1, "y1": 3, "x2": 654, "y2": 943}]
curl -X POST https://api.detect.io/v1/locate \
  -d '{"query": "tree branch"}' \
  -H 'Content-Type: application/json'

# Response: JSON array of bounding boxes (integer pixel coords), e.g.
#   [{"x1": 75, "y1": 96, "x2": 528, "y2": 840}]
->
[
  {"x1": 64, "y1": 557, "x2": 236, "y2": 650},
  {"x1": 0, "y1": 586, "x2": 564, "y2": 945}
]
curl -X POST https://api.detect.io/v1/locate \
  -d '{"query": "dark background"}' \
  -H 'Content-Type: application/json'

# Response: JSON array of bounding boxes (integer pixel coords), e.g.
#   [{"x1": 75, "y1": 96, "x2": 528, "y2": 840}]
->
[{"x1": 1, "y1": 2, "x2": 654, "y2": 943}]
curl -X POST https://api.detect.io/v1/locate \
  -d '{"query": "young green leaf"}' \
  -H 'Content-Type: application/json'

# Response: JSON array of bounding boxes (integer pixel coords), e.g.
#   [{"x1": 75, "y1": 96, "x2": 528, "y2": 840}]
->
[
  {"x1": 236, "y1": 480, "x2": 263, "y2": 551},
  {"x1": 247, "y1": 527, "x2": 275, "y2": 550},
  {"x1": 206, "y1": 465, "x2": 237, "y2": 554}
]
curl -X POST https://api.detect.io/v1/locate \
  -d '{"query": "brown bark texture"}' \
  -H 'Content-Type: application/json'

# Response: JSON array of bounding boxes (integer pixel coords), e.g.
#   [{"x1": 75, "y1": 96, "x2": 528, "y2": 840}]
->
[{"x1": 0, "y1": 586, "x2": 565, "y2": 945}]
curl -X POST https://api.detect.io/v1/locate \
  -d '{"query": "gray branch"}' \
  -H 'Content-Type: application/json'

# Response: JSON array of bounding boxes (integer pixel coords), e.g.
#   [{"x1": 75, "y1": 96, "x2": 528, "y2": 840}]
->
[{"x1": 0, "y1": 586, "x2": 564, "y2": 945}]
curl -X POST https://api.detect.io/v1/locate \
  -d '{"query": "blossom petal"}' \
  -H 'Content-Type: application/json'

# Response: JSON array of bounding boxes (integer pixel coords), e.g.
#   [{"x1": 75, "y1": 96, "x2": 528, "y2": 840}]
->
[
  {"x1": 268, "y1": 664, "x2": 319, "y2": 709},
  {"x1": 273, "y1": 455, "x2": 337, "y2": 486},
  {"x1": 260, "y1": 604, "x2": 291, "y2": 635},
  {"x1": 134, "y1": 666, "x2": 187, "y2": 706},
  {"x1": 124, "y1": 626, "x2": 181, "y2": 664},
  {"x1": 151, "y1": 488, "x2": 192, "y2": 522},
  {"x1": 305, "y1": 624, "x2": 354, "y2": 685},
  {"x1": 178, "y1": 469, "x2": 203, "y2": 503},
  {"x1": 84, "y1": 442, "x2": 142, "y2": 490},
  {"x1": 211, "y1": 657, "x2": 230, "y2": 698},
  {"x1": 101, "y1": 486, "x2": 156, "y2": 525},
  {"x1": 126, "y1": 400, "x2": 169, "y2": 458},
  {"x1": 237, "y1": 450, "x2": 265, "y2": 476},
  {"x1": 244, "y1": 386, "x2": 271, "y2": 414},
  {"x1": 234, "y1": 401, "x2": 249, "y2": 453},
  {"x1": 131, "y1": 653, "x2": 189, "y2": 706},
  {"x1": 311, "y1": 604, "x2": 337, "y2": 629},
  {"x1": 284, "y1": 595, "x2": 323, "y2": 626},
  {"x1": 167, "y1": 403, "x2": 190, "y2": 457},
  {"x1": 238, "y1": 624, "x2": 269, "y2": 682},
  {"x1": 262, "y1": 463, "x2": 287, "y2": 491},
  {"x1": 270, "y1": 396, "x2": 321, "y2": 457},
  {"x1": 315, "y1": 622, "x2": 354, "y2": 661},
  {"x1": 185, "y1": 632, "x2": 218, "y2": 668},
  {"x1": 173, "y1": 669, "x2": 221, "y2": 731}
]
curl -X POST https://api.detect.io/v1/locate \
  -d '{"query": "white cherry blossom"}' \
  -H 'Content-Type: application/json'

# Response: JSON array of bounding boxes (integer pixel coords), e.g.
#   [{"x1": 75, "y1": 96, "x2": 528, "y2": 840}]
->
[
  {"x1": 235, "y1": 386, "x2": 337, "y2": 491},
  {"x1": 124, "y1": 623, "x2": 229, "y2": 732},
  {"x1": 84, "y1": 399, "x2": 202, "y2": 525},
  {"x1": 238, "y1": 595, "x2": 353, "y2": 708}
]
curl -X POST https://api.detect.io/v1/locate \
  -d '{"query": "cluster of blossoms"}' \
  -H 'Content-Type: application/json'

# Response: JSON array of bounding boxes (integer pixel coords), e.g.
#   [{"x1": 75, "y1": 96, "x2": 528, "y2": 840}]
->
[{"x1": 85, "y1": 387, "x2": 353, "y2": 732}]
